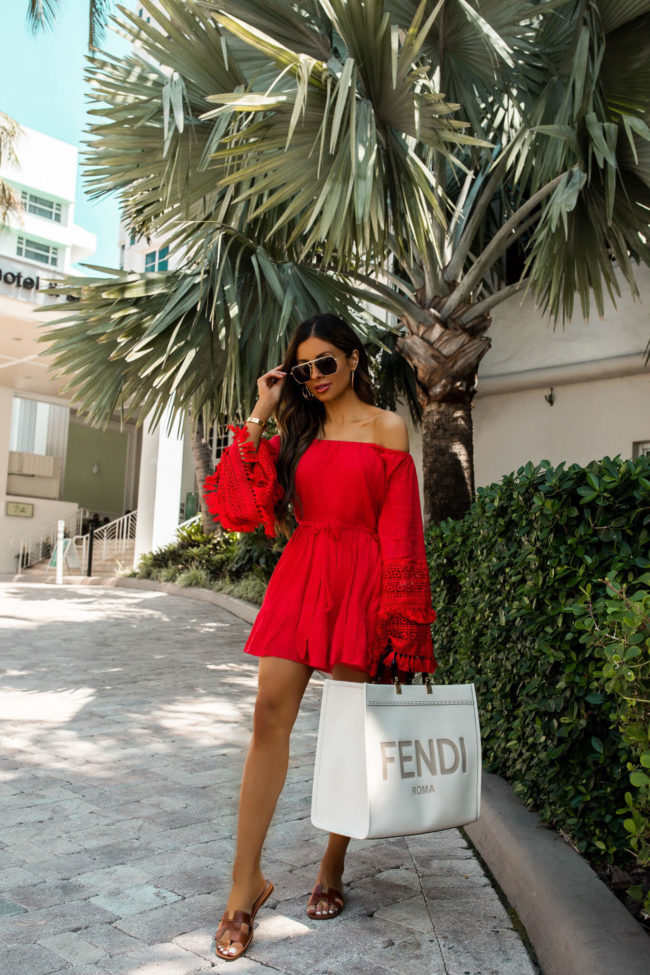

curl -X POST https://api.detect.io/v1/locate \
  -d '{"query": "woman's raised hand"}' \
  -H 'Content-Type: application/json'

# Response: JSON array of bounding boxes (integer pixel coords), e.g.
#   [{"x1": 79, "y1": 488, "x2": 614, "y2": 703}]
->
[{"x1": 255, "y1": 366, "x2": 287, "y2": 416}]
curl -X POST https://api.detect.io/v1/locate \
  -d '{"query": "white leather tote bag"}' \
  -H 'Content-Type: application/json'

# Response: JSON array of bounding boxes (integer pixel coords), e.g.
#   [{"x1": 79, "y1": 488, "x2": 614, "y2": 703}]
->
[{"x1": 311, "y1": 679, "x2": 481, "y2": 839}]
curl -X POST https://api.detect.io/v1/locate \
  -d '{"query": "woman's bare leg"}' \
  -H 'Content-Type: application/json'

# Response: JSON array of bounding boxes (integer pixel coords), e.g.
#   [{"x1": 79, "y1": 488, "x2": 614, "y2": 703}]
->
[
  {"x1": 308, "y1": 663, "x2": 369, "y2": 917},
  {"x1": 221, "y1": 657, "x2": 312, "y2": 929}
]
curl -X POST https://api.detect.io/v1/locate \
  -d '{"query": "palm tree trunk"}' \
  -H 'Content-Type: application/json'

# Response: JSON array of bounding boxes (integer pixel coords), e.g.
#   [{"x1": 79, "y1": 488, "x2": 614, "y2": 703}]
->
[
  {"x1": 397, "y1": 310, "x2": 488, "y2": 525},
  {"x1": 190, "y1": 413, "x2": 216, "y2": 534},
  {"x1": 422, "y1": 396, "x2": 475, "y2": 527}
]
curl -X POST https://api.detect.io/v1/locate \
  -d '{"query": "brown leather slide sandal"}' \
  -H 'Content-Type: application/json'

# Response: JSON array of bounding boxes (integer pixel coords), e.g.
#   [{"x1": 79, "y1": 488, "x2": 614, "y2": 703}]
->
[
  {"x1": 307, "y1": 883, "x2": 345, "y2": 920},
  {"x1": 215, "y1": 880, "x2": 274, "y2": 961}
]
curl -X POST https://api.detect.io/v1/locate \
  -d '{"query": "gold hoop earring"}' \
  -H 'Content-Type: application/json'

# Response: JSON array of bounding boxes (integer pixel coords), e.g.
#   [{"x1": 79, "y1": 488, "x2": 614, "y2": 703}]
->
[
  {"x1": 302, "y1": 386, "x2": 314, "y2": 400},
  {"x1": 351, "y1": 369, "x2": 356, "y2": 388}
]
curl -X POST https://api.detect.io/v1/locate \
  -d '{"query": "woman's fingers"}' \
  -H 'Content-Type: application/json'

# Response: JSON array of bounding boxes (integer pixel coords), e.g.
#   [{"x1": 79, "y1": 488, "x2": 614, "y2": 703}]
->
[
  {"x1": 259, "y1": 370, "x2": 287, "y2": 388},
  {"x1": 256, "y1": 369, "x2": 287, "y2": 411}
]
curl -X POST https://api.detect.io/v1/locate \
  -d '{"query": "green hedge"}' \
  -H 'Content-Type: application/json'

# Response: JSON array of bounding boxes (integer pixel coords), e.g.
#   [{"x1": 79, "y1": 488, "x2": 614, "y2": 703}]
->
[
  {"x1": 426, "y1": 454, "x2": 650, "y2": 867},
  {"x1": 572, "y1": 576, "x2": 650, "y2": 911}
]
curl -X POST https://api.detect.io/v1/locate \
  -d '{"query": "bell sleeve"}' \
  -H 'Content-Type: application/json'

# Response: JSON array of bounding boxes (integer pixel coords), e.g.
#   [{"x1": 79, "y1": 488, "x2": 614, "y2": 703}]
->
[
  {"x1": 202, "y1": 425, "x2": 283, "y2": 538},
  {"x1": 371, "y1": 452, "x2": 437, "y2": 676}
]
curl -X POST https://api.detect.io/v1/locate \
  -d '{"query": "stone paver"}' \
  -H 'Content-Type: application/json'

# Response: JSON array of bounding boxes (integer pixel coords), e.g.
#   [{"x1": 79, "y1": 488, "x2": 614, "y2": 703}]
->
[{"x1": 0, "y1": 584, "x2": 540, "y2": 974}]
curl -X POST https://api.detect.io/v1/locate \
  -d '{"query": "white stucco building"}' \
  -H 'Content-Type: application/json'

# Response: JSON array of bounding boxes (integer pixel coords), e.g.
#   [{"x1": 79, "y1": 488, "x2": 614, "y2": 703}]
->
[
  {"x1": 0, "y1": 126, "x2": 142, "y2": 573},
  {"x1": 472, "y1": 266, "x2": 650, "y2": 486},
  {"x1": 0, "y1": 121, "x2": 199, "y2": 577}
]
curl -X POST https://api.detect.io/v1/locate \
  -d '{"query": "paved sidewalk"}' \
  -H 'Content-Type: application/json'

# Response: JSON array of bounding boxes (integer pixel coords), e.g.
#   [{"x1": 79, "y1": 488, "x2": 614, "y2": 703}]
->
[{"x1": 0, "y1": 584, "x2": 540, "y2": 975}]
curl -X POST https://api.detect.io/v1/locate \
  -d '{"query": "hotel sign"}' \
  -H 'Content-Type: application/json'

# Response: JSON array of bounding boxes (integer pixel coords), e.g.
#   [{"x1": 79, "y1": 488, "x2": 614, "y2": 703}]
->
[
  {"x1": 0, "y1": 267, "x2": 41, "y2": 292},
  {"x1": 0, "y1": 260, "x2": 77, "y2": 303}
]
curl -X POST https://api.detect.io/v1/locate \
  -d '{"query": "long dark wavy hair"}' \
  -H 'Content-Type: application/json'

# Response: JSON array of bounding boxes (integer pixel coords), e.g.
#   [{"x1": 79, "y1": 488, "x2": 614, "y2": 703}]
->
[{"x1": 273, "y1": 314, "x2": 375, "y2": 537}]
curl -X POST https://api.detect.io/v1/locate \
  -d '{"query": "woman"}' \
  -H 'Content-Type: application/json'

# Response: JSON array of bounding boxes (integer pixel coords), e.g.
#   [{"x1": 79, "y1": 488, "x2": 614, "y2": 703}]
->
[{"x1": 204, "y1": 313, "x2": 436, "y2": 961}]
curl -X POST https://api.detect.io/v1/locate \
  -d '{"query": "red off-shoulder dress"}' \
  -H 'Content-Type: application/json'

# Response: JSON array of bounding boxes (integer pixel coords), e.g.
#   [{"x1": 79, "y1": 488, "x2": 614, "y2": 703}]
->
[{"x1": 203, "y1": 426, "x2": 436, "y2": 678}]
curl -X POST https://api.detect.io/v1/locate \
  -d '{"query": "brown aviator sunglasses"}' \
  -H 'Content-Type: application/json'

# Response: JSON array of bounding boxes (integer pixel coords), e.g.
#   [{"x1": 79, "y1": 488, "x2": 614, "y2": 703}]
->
[{"x1": 290, "y1": 353, "x2": 346, "y2": 385}]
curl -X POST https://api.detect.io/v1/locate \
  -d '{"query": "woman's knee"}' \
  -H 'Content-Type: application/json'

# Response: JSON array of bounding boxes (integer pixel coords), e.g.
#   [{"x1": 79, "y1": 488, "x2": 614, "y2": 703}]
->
[
  {"x1": 252, "y1": 657, "x2": 311, "y2": 741},
  {"x1": 252, "y1": 690, "x2": 298, "y2": 740}
]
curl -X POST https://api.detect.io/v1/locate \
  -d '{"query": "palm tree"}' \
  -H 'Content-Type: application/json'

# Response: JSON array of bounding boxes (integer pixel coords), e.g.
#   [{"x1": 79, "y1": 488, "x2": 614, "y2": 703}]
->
[
  {"x1": 41, "y1": 0, "x2": 473, "y2": 531},
  {"x1": 41, "y1": 0, "x2": 650, "y2": 526},
  {"x1": 199, "y1": 0, "x2": 650, "y2": 520},
  {"x1": 26, "y1": 0, "x2": 112, "y2": 49}
]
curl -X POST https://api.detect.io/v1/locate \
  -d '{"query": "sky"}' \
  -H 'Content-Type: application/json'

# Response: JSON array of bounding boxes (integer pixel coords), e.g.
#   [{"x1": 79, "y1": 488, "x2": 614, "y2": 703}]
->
[{"x1": 0, "y1": 0, "x2": 131, "y2": 270}]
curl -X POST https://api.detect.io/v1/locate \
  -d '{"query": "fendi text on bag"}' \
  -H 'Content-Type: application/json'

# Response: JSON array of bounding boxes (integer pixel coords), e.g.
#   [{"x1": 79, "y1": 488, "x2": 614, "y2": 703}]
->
[{"x1": 311, "y1": 679, "x2": 482, "y2": 839}]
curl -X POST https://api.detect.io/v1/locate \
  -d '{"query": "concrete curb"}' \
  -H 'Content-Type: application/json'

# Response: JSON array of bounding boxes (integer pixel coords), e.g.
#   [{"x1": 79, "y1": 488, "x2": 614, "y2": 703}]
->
[
  {"x1": 466, "y1": 773, "x2": 650, "y2": 975},
  {"x1": 95, "y1": 580, "x2": 650, "y2": 973},
  {"x1": 113, "y1": 575, "x2": 260, "y2": 624},
  {"x1": 4, "y1": 573, "x2": 111, "y2": 585}
]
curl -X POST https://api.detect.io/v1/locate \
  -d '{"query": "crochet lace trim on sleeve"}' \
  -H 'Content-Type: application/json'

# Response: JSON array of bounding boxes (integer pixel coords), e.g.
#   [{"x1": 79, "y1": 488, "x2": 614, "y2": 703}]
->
[
  {"x1": 202, "y1": 425, "x2": 283, "y2": 537},
  {"x1": 371, "y1": 558, "x2": 437, "y2": 675}
]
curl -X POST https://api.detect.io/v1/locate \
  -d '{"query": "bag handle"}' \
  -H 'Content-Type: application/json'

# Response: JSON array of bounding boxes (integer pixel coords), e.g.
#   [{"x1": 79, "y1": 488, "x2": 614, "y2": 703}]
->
[
  {"x1": 379, "y1": 650, "x2": 434, "y2": 695},
  {"x1": 392, "y1": 670, "x2": 434, "y2": 695}
]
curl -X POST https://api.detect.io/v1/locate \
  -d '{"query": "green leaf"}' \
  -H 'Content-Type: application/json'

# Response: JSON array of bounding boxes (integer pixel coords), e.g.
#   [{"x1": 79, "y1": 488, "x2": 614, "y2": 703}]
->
[{"x1": 630, "y1": 771, "x2": 650, "y2": 788}]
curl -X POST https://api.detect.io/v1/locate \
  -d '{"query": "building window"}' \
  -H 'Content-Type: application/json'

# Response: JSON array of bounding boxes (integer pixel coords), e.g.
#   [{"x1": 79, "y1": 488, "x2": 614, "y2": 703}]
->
[
  {"x1": 209, "y1": 421, "x2": 231, "y2": 464},
  {"x1": 633, "y1": 440, "x2": 650, "y2": 459},
  {"x1": 10, "y1": 396, "x2": 69, "y2": 457},
  {"x1": 20, "y1": 190, "x2": 62, "y2": 223},
  {"x1": 130, "y1": 231, "x2": 137, "y2": 245},
  {"x1": 145, "y1": 246, "x2": 170, "y2": 271},
  {"x1": 119, "y1": 244, "x2": 126, "y2": 270},
  {"x1": 16, "y1": 236, "x2": 59, "y2": 267}
]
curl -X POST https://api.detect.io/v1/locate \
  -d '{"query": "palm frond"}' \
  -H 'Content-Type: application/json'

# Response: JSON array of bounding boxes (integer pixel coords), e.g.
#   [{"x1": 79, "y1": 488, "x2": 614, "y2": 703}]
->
[
  {"x1": 200, "y1": 0, "x2": 331, "y2": 60},
  {"x1": 434, "y1": 0, "x2": 650, "y2": 325},
  {"x1": 524, "y1": 165, "x2": 650, "y2": 322},
  {"x1": 83, "y1": 0, "x2": 247, "y2": 244},
  {"x1": 38, "y1": 232, "x2": 403, "y2": 429},
  {"x1": 203, "y1": 0, "x2": 481, "y2": 269},
  {"x1": 597, "y1": 0, "x2": 650, "y2": 34},
  {"x1": 26, "y1": 0, "x2": 112, "y2": 48},
  {"x1": 25, "y1": 0, "x2": 59, "y2": 32}
]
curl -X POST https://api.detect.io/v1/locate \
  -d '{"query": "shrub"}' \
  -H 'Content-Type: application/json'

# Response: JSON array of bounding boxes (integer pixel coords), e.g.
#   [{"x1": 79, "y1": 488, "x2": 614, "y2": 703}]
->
[
  {"x1": 426, "y1": 454, "x2": 650, "y2": 867},
  {"x1": 136, "y1": 552, "x2": 156, "y2": 578},
  {"x1": 176, "y1": 567, "x2": 212, "y2": 588},
  {"x1": 212, "y1": 571, "x2": 268, "y2": 605},
  {"x1": 157, "y1": 564, "x2": 181, "y2": 582},
  {"x1": 134, "y1": 521, "x2": 287, "y2": 585},
  {"x1": 572, "y1": 576, "x2": 650, "y2": 910}
]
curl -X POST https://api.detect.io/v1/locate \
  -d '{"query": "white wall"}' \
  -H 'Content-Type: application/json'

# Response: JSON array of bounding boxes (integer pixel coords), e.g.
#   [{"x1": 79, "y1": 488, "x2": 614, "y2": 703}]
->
[
  {"x1": 474, "y1": 372, "x2": 650, "y2": 487},
  {"x1": 0, "y1": 386, "x2": 12, "y2": 515},
  {"x1": 0, "y1": 496, "x2": 78, "y2": 574},
  {"x1": 479, "y1": 264, "x2": 650, "y2": 379},
  {"x1": 468, "y1": 262, "x2": 650, "y2": 486},
  {"x1": 0, "y1": 386, "x2": 78, "y2": 573},
  {"x1": 0, "y1": 126, "x2": 77, "y2": 203},
  {"x1": 0, "y1": 125, "x2": 96, "y2": 270}
]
